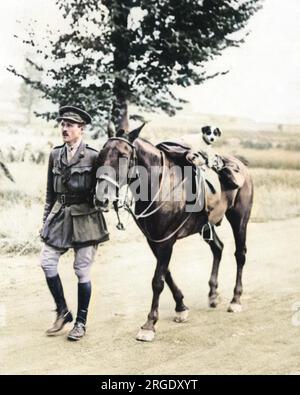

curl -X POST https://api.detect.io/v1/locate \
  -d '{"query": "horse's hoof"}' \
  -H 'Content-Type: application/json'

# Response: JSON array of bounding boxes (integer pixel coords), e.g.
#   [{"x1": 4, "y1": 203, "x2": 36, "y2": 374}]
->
[
  {"x1": 227, "y1": 303, "x2": 242, "y2": 313},
  {"x1": 136, "y1": 329, "x2": 155, "y2": 342},
  {"x1": 208, "y1": 294, "x2": 221, "y2": 308},
  {"x1": 174, "y1": 309, "x2": 189, "y2": 323}
]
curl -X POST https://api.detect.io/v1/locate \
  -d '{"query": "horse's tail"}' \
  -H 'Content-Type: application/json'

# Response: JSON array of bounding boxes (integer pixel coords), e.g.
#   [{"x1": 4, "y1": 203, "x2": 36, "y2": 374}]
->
[{"x1": 0, "y1": 161, "x2": 15, "y2": 182}]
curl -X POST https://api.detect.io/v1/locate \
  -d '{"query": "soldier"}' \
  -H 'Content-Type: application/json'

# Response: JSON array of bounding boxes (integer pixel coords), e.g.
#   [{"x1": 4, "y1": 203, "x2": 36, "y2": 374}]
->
[{"x1": 40, "y1": 105, "x2": 109, "y2": 341}]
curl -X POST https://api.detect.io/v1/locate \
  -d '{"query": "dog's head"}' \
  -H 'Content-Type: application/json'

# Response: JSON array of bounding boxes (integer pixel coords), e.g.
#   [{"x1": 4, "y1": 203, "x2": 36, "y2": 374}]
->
[{"x1": 201, "y1": 125, "x2": 222, "y2": 145}]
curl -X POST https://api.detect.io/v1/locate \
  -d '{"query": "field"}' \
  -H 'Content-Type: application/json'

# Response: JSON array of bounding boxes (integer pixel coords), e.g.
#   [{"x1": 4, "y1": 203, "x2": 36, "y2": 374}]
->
[
  {"x1": 1, "y1": 123, "x2": 300, "y2": 254},
  {"x1": 1, "y1": 119, "x2": 300, "y2": 374}
]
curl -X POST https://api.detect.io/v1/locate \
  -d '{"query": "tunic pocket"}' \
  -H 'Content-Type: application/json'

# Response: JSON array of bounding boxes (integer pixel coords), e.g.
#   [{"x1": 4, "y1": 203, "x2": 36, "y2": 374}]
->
[
  {"x1": 70, "y1": 166, "x2": 93, "y2": 192},
  {"x1": 52, "y1": 167, "x2": 64, "y2": 193},
  {"x1": 70, "y1": 204, "x2": 109, "y2": 245},
  {"x1": 41, "y1": 202, "x2": 62, "y2": 240}
]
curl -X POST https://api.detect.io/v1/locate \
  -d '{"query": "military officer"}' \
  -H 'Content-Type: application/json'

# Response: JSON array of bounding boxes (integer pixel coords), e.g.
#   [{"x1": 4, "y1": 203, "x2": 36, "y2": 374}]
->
[{"x1": 40, "y1": 105, "x2": 109, "y2": 341}]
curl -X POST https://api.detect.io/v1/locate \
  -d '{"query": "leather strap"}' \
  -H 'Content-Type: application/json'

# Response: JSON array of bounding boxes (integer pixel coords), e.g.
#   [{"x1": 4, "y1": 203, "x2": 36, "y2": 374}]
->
[{"x1": 56, "y1": 194, "x2": 91, "y2": 206}]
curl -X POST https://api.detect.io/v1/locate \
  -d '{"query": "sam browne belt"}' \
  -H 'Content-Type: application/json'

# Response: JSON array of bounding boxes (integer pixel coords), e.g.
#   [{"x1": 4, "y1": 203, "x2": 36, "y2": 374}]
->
[{"x1": 57, "y1": 193, "x2": 91, "y2": 206}]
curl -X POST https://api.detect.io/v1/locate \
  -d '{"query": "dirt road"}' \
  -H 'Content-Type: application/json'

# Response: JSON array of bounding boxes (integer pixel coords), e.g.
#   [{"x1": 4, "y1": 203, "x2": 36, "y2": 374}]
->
[{"x1": 1, "y1": 215, "x2": 300, "y2": 374}]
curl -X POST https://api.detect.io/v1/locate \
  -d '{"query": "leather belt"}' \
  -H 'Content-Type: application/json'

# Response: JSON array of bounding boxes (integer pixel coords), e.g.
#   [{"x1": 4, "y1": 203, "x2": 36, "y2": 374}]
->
[{"x1": 57, "y1": 194, "x2": 90, "y2": 206}]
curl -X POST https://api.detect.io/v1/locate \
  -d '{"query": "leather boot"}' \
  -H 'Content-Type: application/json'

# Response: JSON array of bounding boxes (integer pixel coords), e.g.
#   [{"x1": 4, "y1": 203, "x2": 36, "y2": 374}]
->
[
  {"x1": 45, "y1": 275, "x2": 73, "y2": 336},
  {"x1": 68, "y1": 281, "x2": 91, "y2": 341}
]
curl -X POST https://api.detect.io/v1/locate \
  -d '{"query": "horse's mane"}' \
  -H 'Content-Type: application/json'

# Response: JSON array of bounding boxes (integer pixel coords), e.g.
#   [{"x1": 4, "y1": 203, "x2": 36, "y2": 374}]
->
[{"x1": 134, "y1": 137, "x2": 162, "y2": 162}]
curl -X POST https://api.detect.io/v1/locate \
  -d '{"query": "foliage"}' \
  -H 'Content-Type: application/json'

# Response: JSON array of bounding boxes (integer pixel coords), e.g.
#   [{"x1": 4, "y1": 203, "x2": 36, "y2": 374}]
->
[{"x1": 9, "y1": 0, "x2": 263, "y2": 134}]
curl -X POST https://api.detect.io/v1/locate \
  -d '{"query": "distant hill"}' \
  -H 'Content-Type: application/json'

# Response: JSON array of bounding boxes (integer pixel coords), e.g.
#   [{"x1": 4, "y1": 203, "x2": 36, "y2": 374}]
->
[
  {"x1": 1, "y1": 81, "x2": 300, "y2": 134},
  {"x1": 145, "y1": 103, "x2": 300, "y2": 134}
]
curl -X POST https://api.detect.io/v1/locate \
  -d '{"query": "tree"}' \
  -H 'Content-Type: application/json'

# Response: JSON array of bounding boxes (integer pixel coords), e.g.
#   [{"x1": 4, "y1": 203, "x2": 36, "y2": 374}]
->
[
  {"x1": 9, "y1": 0, "x2": 263, "y2": 136},
  {"x1": 18, "y1": 54, "x2": 43, "y2": 125}
]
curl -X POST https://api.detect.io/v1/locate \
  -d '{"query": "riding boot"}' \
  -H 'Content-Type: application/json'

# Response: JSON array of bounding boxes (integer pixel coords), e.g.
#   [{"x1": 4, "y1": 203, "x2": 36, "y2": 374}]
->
[
  {"x1": 68, "y1": 281, "x2": 91, "y2": 341},
  {"x1": 45, "y1": 275, "x2": 73, "y2": 335}
]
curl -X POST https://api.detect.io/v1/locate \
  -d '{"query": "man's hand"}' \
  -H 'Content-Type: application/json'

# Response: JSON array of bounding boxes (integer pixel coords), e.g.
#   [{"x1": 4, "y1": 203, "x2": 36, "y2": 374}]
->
[{"x1": 93, "y1": 195, "x2": 109, "y2": 212}]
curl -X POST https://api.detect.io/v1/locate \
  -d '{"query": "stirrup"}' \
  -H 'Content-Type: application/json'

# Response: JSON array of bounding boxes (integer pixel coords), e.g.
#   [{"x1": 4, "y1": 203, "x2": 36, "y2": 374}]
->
[{"x1": 202, "y1": 222, "x2": 214, "y2": 241}]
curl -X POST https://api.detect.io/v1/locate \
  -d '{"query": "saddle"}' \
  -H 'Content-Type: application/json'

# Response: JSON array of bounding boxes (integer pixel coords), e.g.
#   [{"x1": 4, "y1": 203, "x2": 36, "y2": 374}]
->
[
  {"x1": 156, "y1": 141, "x2": 245, "y2": 192},
  {"x1": 156, "y1": 141, "x2": 245, "y2": 224},
  {"x1": 218, "y1": 155, "x2": 245, "y2": 190},
  {"x1": 156, "y1": 141, "x2": 191, "y2": 166},
  {"x1": 156, "y1": 141, "x2": 220, "y2": 212}
]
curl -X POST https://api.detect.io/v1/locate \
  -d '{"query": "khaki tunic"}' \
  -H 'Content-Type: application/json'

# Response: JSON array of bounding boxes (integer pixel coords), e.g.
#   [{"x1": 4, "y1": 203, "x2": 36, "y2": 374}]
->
[{"x1": 41, "y1": 141, "x2": 109, "y2": 249}]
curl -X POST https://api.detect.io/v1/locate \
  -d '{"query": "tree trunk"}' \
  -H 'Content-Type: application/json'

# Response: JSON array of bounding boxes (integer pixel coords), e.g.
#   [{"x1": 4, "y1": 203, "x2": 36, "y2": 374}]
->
[
  {"x1": 111, "y1": 87, "x2": 129, "y2": 133},
  {"x1": 109, "y1": 0, "x2": 131, "y2": 135}
]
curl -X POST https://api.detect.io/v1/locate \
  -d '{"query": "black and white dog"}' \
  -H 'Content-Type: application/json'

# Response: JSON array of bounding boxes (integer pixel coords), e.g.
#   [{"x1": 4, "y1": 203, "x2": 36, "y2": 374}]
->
[
  {"x1": 201, "y1": 125, "x2": 222, "y2": 146},
  {"x1": 192, "y1": 125, "x2": 222, "y2": 168}
]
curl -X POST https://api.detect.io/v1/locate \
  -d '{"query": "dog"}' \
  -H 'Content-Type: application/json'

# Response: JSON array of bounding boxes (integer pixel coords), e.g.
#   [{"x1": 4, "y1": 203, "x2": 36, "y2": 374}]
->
[
  {"x1": 189, "y1": 125, "x2": 222, "y2": 168},
  {"x1": 201, "y1": 125, "x2": 222, "y2": 146}
]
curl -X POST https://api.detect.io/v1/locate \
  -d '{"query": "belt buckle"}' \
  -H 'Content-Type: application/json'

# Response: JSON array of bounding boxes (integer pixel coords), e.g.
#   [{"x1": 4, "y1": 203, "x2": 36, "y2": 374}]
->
[{"x1": 61, "y1": 194, "x2": 66, "y2": 205}]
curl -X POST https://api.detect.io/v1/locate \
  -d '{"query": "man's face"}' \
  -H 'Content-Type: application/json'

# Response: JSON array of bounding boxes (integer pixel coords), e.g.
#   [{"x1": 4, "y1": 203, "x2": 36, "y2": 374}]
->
[{"x1": 60, "y1": 120, "x2": 84, "y2": 145}]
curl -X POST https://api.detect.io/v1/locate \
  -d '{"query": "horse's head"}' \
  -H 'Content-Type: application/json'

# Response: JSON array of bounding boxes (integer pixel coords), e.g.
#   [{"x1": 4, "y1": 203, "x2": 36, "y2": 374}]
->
[{"x1": 95, "y1": 123, "x2": 145, "y2": 210}]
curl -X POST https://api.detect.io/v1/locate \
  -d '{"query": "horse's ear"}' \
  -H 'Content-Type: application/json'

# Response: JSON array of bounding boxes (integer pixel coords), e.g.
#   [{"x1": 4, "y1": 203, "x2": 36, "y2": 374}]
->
[
  {"x1": 116, "y1": 128, "x2": 126, "y2": 137},
  {"x1": 107, "y1": 121, "x2": 116, "y2": 138},
  {"x1": 128, "y1": 122, "x2": 146, "y2": 142}
]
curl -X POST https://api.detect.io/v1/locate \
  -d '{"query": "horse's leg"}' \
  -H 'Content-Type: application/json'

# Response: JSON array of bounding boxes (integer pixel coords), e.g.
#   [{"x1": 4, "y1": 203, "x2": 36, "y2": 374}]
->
[
  {"x1": 203, "y1": 226, "x2": 224, "y2": 308},
  {"x1": 136, "y1": 241, "x2": 174, "y2": 341},
  {"x1": 147, "y1": 240, "x2": 189, "y2": 323},
  {"x1": 165, "y1": 270, "x2": 189, "y2": 323},
  {"x1": 226, "y1": 204, "x2": 251, "y2": 313}
]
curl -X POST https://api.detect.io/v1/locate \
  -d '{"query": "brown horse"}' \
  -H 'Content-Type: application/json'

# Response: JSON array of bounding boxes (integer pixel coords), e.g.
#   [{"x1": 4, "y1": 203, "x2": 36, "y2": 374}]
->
[{"x1": 96, "y1": 125, "x2": 253, "y2": 341}]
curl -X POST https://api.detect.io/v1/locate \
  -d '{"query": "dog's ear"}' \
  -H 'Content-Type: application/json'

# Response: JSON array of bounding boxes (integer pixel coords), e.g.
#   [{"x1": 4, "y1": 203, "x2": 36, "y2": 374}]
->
[
  {"x1": 128, "y1": 122, "x2": 146, "y2": 142},
  {"x1": 201, "y1": 126, "x2": 210, "y2": 134},
  {"x1": 215, "y1": 128, "x2": 222, "y2": 137}
]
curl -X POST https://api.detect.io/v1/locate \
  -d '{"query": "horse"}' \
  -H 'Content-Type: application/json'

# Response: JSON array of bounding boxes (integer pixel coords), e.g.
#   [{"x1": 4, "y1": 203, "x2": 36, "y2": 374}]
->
[{"x1": 95, "y1": 125, "x2": 254, "y2": 342}]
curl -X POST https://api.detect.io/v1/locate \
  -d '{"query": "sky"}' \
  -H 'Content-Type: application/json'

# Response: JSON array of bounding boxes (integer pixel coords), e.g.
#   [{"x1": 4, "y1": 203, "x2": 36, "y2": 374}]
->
[{"x1": 0, "y1": 0, "x2": 299, "y2": 124}]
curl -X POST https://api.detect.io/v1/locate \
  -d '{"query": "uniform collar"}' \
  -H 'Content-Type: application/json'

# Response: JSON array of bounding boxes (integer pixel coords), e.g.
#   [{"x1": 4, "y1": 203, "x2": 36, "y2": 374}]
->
[
  {"x1": 66, "y1": 137, "x2": 82, "y2": 153},
  {"x1": 61, "y1": 140, "x2": 86, "y2": 167}
]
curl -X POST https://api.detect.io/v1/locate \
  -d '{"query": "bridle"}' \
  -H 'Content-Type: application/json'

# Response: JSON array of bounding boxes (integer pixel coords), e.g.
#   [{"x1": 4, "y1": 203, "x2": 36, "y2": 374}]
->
[
  {"x1": 98, "y1": 137, "x2": 138, "y2": 191},
  {"x1": 98, "y1": 137, "x2": 167, "y2": 218},
  {"x1": 97, "y1": 137, "x2": 195, "y2": 243}
]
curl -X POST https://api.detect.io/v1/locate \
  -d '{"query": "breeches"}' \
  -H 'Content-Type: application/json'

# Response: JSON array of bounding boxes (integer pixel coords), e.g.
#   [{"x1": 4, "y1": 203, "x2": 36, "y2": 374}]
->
[{"x1": 40, "y1": 243, "x2": 98, "y2": 283}]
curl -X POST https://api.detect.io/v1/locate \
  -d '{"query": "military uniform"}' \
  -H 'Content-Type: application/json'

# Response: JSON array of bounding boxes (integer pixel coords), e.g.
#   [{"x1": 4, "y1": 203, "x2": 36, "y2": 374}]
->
[
  {"x1": 40, "y1": 106, "x2": 109, "y2": 341},
  {"x1": 41, "y1": 140, "x2": 108, "y2": 248}
]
